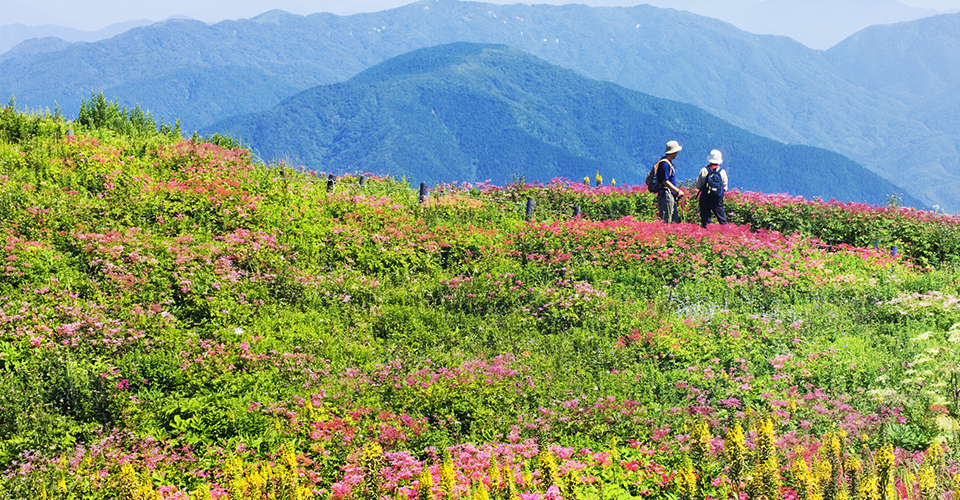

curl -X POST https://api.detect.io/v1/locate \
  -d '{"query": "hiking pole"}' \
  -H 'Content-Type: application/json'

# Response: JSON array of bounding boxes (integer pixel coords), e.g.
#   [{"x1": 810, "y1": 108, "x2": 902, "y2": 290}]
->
[{"x1": 678, "y1": 192, "x2": 684, "y2": 224}]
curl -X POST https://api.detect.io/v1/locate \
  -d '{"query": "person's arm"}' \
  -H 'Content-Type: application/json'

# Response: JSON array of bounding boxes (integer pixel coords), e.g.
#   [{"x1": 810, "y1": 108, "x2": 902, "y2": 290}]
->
[
  {"x1": 722, "y1": 170, "x2": 729, "y2": 191},
  {"x1": 693, "y1": 168, "x2": 706, "y2": 191},
  {"x1": 659, "y1": 161, "x2": 684, "y2": 196},
  {"x1": 665, "y1": 180, "x2": 684, "y2": 196}
]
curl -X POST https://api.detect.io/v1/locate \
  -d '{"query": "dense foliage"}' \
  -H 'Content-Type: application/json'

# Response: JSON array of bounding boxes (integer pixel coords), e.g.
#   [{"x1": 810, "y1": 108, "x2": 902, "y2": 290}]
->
[{"x1": 1, "y1": 107, "x2": 959, "y2": 499}]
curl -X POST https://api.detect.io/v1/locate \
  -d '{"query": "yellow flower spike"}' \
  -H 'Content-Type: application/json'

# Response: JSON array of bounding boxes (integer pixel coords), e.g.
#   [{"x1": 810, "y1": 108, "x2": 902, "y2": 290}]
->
[
  {"x1": 859, "y1": 475, "x2": 878, "y2": 500},
  {"x1": 522, "y1": 462, "x2": 533, "y2": 491},
  {"x1": 488, "y1": 457, "x2": 501, "y2": 492},
  {"x1": 746, "y1": 463, "x2": 765, "y2": 500},
  {"x1": 814, "y1": 458, "x2": 831, "y2": 483},
  {"x1": 757, "y1": 454, "x2": 782, "y2": 500},
  {"x1": 918, "y1": 466, "x2": 936, "y2": 498},
  {"x1": 282, "y1": 444, "x2": 299, "y2": 469},
  {"x1": 690, "y1": 417, "x2": 710, "y2": 465},
  {"x1": 475, "y1": 480, "x2": 490, "y2": 500},
  {"x1": 360, "y1": 442, "x2": 385, "y2": 499},
  {"x1": 925, "y1": 442, "x2": 944, "y2": 465},
  {"x1": 675, "y1": 457, "x2": 697, "y2": 500},
  {"x1": 538, "y1": 449, "x2": 562, "y2": 493},
  {"x1": 418, "y1": 464, "x2": 435, "y2": 500},
  {"x1": 611, "y1": 178, "x2": 616, "y2": 186},
  {"x1": 595, "y1": 170, "x2": 602, "y2": 186},
  {"x1": 724, "y1": 422, "x2": 747, "y2": 495},
  {"x1": 118, "y1": 463, "x2": 139, "y2": 500},
  {"x1": 583, "y1": 176, "x2": 590, "y2": 186},
  {"x1": 875, "y1": 442, "x2": 896, "y2": 500},
  {"x1": 504, "y1": 461, "x2": 520, "y2": 499},
  {"x1": 823, "y1": 432, "x2": 841, "y2": 461},
  {"x1": 193, "y1": 484, "x2": 214, "y2": 500},
  {"x1": 751, "y1": 417, "x2": 781, "y2": 500},
  {"x1": 441, "y1": 454, "x2": 457, "y2": 496},
  {"x1": 790, "y1": 449, "x2": 813, "y2": 500}
]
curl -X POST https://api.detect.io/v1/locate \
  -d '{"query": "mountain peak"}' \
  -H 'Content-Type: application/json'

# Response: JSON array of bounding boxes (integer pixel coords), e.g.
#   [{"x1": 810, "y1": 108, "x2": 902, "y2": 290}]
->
[
  {"x1": 251, "y1": 10, "x2": 299, "y2": 24},
  {"x1": 210, "y1": 41, "x2": 920, "y2": 207}
]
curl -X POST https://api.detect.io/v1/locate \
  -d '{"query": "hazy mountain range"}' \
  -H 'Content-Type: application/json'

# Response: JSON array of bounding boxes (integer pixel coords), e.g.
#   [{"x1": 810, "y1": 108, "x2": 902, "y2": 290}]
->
[
  {"x1": 208, "y1": 41, "x2": 918, "y2": 207},
  {"x1": 2, "y1": 0, "x2": 960, "y2": 210},
  {"x1": 652, "y1": 0, "x2": 940, "y2": 50},
  {"x1": 4, "y1": 0, "x2": 959, "y2": 51},
  {"x1": 0, "y1": 20, "x2": 153, "y2": 55}
]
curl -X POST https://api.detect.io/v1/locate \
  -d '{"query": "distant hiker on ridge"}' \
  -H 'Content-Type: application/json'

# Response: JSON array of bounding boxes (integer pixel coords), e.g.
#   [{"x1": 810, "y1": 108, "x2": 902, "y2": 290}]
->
[
  {"x1": 694, "y1": 149, "x2": 729, "y2": 228},
  {"x1": 653, "y1": 140, "x2": 684, "y2": 224}
]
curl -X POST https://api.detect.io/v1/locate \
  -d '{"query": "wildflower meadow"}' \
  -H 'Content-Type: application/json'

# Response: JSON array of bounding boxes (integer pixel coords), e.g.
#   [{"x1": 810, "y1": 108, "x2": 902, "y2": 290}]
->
[{"x1": 1, "y1": 102, "x2": 959, "y2": 500}]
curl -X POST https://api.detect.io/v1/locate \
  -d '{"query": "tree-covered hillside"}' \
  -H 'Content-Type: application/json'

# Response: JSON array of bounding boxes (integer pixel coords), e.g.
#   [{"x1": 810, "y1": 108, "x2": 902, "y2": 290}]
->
[
  {"x1": 210, "y1": 43, "x2": 918, "y2": 207},
  {"x1": 3, "y1": 1, "x2": 960, "y2": 210}
]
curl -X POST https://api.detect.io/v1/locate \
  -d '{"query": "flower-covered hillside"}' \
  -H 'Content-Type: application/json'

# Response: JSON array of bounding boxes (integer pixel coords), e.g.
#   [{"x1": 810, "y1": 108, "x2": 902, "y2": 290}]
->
[{"x1": 0, "y1": 105, "x2": 959, "y2": 499}]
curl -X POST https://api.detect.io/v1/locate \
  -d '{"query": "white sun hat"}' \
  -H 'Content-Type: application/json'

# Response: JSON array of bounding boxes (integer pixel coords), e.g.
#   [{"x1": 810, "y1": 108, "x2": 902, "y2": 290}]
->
[
  {"x1": 707, "y1": 149, "x2": 723, "y2": 165},
  {"x1": 665, "y1": 140, "x2": 682, "y2": 154}
]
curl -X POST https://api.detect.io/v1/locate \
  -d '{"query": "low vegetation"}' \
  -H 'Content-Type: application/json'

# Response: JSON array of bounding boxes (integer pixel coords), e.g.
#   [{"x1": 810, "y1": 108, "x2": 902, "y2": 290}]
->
[{"x1": 0, "y1": 104, "x2": 959, "y2": 499}]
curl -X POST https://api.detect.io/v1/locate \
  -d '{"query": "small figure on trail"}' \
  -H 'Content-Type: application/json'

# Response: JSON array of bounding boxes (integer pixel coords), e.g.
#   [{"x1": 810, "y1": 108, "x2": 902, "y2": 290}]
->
[
  {"x1": 648, "y1": 140, "x2": 684, "y2": 224},
  {"x1": 693, "y1": 149, "x2": 729, "y2": 228}
]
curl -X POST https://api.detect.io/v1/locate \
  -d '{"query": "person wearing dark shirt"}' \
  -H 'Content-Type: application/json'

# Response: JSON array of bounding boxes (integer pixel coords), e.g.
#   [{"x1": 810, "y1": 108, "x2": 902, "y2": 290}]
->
[{"x1": 655, "y1": 140, "x2": 685, "y2": 223}]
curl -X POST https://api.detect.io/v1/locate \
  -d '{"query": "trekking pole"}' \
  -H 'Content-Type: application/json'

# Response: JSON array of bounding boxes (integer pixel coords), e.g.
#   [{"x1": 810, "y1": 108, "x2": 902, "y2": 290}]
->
[{"x1": 678, "y1": 192, "x2": 684, "y2": 224}]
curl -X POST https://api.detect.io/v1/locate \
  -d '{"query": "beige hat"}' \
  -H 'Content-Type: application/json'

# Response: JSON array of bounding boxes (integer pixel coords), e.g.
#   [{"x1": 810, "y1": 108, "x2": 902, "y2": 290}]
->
[
  {"x1": 665, "y1": 140, "x2": 682, "y2": 155},
  {"x1": 707, "y1": 149, "x2": 723, "y2": 165}
]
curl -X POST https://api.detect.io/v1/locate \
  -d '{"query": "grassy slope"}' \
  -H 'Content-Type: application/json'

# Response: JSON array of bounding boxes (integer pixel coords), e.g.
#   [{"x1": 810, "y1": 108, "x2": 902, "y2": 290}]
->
[{"x1": 0, "y1": 107, "x2": 958, "y2": 497}]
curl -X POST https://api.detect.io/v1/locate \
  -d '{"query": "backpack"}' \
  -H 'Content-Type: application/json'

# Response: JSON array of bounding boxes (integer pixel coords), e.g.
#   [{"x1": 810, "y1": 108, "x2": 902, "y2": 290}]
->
[
  {"x1": 704, "y1": 166, "x2": 724, "y2": 196},
  {"x1": 645, "y1": 159, "x2": 669, "y2": 193}
]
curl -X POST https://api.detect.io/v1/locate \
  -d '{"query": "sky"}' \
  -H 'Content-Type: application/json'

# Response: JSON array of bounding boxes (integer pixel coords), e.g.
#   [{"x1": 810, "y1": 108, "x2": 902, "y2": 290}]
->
[{"x1": 5, "y1": 0, "x2": 960, "y2": 49}]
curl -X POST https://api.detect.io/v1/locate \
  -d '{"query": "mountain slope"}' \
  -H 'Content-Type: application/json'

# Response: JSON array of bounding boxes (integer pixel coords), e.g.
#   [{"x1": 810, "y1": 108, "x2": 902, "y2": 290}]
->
[
  {"x1": 822, "y1": 12, "x2": 960, "y2": 211},
  {"x1": 824, "y1": 13, "x2": 960, "y2": 105},
  {"x1": 209, "y1": 42, "x2": 918, "y2": 207},
  {"x1": 0, "y1": 0, "x2": 957, "y2": 209}
]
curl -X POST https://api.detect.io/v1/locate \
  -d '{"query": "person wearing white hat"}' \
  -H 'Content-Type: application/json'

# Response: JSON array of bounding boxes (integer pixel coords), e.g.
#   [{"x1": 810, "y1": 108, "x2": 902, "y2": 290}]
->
[
  {"x1": 693, "y1": 149, "x2": 729, "y2": 227},
  {"x1": 654, "y1": 140, "x2": 685, "y2": 223}
]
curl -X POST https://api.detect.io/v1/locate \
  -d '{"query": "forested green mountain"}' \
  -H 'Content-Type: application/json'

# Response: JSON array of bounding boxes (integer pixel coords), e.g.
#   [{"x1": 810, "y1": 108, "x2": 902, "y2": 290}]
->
[
  {"x1": 1, "y1": 1, "x2": 958, "y2": 209},
  {"x1": 209, "y1": 42, "x2": 918, "y2": 207}
]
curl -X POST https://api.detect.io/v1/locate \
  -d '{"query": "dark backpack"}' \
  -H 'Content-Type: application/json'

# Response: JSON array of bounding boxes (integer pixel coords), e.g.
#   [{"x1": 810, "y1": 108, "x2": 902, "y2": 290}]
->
[
  {"x1": 704, "y1": 167, "x2": 724, "y2": 196},
  {"x1": 645, "y1": 159, "x2": 669, "y2": 193}
]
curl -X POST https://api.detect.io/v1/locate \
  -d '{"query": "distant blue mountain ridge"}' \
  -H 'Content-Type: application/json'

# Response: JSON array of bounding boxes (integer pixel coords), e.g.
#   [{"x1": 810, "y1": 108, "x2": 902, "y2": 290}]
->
[
  {"x1": 0, "y1": 19, "x2": 153, "y2": 55},
  {"x1": 1, "y1": 0, "x2": 959, "y2": 210}
]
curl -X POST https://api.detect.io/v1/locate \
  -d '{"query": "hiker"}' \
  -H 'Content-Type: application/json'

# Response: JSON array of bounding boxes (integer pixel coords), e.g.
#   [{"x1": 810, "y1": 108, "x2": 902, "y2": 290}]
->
[
  {"x1": 694, "y1": 149, "x2": 729, "y2": 227},
  {"x1": 655, "y1": 140, "x2": 684, "y2": 224}
]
